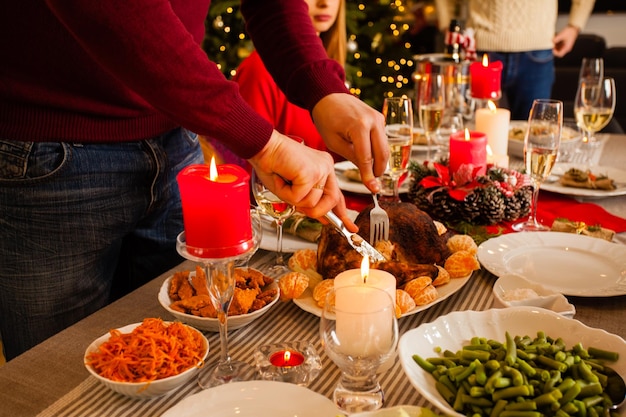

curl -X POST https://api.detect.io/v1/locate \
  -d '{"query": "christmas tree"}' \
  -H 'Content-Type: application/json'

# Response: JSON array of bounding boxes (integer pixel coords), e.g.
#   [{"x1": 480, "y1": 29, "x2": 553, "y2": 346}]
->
[{"x1": 202, "y1": 1, "x2": 437, "y2": 111}]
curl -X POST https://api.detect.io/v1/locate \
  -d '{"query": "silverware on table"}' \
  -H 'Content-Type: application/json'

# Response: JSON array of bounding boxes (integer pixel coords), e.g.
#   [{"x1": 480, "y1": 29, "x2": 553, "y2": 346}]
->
[
  {"x1": 324, "y1": 212, "x2": 386, "y2": 262},
  {"x1": 369, "y1": 193, "x2": 389, "y2": 246}
]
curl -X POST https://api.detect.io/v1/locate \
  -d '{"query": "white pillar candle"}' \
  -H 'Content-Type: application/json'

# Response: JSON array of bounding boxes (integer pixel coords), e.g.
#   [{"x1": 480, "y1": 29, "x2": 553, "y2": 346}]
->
[
  {"x1": 475, "y1": 101, "x2": 510, "y2": 156},
  {"x1": 334, "y1": 285, "x2": 395, "y2": 357},
  {"x1": 333, "y1": 257, "x2": 396, "y2": 304}
]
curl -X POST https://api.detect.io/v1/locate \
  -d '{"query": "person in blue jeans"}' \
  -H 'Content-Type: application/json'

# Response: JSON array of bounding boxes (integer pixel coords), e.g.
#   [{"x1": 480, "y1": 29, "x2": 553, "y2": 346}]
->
[
  {"x1": 436, "y1": 0, "x2": 595, "y2": 120},
  {"x1": 0, "y1": 1, "x2": 389, "y2": 361}
]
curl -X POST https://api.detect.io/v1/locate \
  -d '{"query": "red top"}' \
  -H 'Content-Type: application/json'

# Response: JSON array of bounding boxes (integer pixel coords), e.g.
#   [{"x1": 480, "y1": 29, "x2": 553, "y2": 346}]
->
[
  {"x1": 233, "y1": 51, "x2": 328, "y2": 153},
  {"x1": 0, "y1": 0, "x2": 348, "y2": 160}
]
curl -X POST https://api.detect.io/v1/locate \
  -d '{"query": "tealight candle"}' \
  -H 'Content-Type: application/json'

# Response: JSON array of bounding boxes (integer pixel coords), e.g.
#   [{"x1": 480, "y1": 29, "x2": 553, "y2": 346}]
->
[
  {"x1": 470, "y1": 54, "x2": 503, "y2": 99},
  {"x1": 177, "y1": 158, "x2": 253, "y2": 258},
  {"x1": 476, "y1": 101, "x2": 510, "y2": 167},
  {"x1": 270, "y1": 350, "x2": 305, "y2": 367},
  {"x1": 449, "y1": 128, "x2": 487, "y2": 175}
]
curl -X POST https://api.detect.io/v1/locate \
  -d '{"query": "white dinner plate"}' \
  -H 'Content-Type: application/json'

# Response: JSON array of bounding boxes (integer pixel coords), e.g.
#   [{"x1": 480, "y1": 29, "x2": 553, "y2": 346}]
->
[
  {"x1": 160, "y1": 380, "x2": 340, "y2": 417},
  {"x1": 477, "y1": 231, "x2": 626, "y2": 296},
  {"x1": 399, "y1": 307, "x2": 626, "y2": 417},
  {"x1": 541, "y1": 162, "x2": 626, "y2": 198},
  {"x1": 259, "y1": 215, "x2": 317, "y2": 252},
  {"x1": 293, "y1": 273, "x2": 472, "y2": 318},
  {"x1": 335, "y1": 161, "x2": 411, "y2": 194},
  {"x1": 259, "y1": 210, "x2": 358, "y2": 253}
]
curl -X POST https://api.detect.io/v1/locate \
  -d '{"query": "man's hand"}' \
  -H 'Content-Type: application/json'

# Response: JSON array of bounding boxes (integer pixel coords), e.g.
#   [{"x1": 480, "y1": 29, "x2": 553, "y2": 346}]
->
[
  {"x1": 311, "y1": 93, "x2": 390, "y2": 194},
  {"x1": 248, "y1": 131, "x2": 357, "y2": 231}
]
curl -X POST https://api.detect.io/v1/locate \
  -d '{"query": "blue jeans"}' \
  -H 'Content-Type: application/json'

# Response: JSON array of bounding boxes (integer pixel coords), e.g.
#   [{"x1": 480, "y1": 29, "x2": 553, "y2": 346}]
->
[
  {"x1": 0, "y1": 128, "x2": 204, "y2": 360},
  {"x1": 487, "y1": 50, "x2": 555, "y2": 120}
]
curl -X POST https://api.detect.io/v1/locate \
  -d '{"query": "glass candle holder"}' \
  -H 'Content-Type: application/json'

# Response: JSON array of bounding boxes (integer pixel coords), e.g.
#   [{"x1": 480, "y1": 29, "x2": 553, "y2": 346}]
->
[{"x1": 254, "y1": 341, "x2": 322, "y2": 386}]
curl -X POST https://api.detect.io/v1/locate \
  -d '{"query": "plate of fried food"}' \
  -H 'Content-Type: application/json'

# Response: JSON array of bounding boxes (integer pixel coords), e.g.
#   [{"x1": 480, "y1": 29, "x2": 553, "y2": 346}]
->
[
  {"x1": 279, "y1": 202, "x2": 480, "y2": 318},
  {"x1": 541, "y1": 163, "x2": 626, "y2": 198},
  {"x1": 158, "y1": 266, "x2": 279, "y2": 332}
]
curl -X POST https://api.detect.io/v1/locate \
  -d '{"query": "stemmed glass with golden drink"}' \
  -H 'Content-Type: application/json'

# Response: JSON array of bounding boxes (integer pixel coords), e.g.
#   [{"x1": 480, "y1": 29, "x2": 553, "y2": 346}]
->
[
  {"x1": 382, "y1": 96, "x2": 413, "y2": 202},
  {"x1": 417, "y1": 73, "x2": 445, "y2": 161},
  {"x1": 513, "y1": 99, "x2": 563, "y2": 232}
]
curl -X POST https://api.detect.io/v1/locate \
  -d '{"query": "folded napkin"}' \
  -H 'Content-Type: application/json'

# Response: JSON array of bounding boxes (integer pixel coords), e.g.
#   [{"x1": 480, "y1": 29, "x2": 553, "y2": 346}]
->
[
  {"x1": 283, "y1": 213, "x2": 323, "y2": 243},
  {"x1": 550, "y1": 218, "x2": 615, "y2": 241},
  {"x1": 559, "y1": 168, "x2": 616, "y2": 190}
]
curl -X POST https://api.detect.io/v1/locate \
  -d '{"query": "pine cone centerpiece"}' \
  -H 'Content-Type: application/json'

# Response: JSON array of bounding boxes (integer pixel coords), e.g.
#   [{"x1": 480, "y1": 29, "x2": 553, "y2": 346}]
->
[{"x1": 408, "y1": 161, "x2": 533, "y2": 226}]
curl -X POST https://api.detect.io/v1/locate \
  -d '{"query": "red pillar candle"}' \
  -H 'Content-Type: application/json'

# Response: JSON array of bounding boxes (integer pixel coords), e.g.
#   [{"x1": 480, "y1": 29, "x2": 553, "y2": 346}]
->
[
  {"x1": 177, "y1": 159, "x2": 253, "y2": 258},
  {"x1": 449, "y1": 129, "x2": 488, "y2": 176},
  {"x1": 270, "y1": 350, "x2": 305, "y2": 367},
  {"x1": 470, "y1": 54, "x2": 503, "y2": 99}
]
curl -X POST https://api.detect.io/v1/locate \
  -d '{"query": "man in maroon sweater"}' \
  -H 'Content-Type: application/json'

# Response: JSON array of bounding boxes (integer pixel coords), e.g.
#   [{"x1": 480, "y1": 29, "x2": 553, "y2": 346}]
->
[{"x1": 0, "y1": 1, "x2": 389, "y2": 360}]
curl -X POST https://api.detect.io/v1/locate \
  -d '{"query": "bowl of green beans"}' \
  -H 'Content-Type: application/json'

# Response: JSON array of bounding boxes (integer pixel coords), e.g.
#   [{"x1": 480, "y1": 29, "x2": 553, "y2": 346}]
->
[{"x1": 399, "y1": 307, "x2": 625, "y2": 417}]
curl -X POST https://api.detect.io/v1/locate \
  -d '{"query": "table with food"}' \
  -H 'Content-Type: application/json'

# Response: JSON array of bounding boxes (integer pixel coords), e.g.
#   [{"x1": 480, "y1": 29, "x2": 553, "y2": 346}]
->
[{"x1": 0, "y1": 131, "x2": 624, "y2": 417}]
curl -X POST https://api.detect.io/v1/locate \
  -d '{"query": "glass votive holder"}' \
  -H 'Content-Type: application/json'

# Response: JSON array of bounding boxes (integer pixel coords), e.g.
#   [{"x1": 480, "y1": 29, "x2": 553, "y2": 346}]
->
[{"x1": 254, "y1": 341, "x2": 322, "y2": 386}]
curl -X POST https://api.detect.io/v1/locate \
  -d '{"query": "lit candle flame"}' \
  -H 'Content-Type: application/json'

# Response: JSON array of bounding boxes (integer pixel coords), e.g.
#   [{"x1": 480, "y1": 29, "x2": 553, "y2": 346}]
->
[
  {"x1": 464, "y1": 128, "x2": 471, "y2": 141},
  {"x1": 283, "y1": 350, "x2": 291, "y2": 362},
  {"x1": 361, "y1": 255, "x2": 370, "y2": 284},
  {"x1": 487, "y1": 100, "x2": 497, "y2": 112},
  {"x1": 209, "y1": 156, "x2": 218, "y2": 181},
  {"x1": 482, "y1": 53, "x2": 489, "y2": 67}
]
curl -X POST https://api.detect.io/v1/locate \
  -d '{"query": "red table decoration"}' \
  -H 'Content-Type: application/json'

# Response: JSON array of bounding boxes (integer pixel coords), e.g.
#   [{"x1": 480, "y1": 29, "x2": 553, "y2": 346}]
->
[{"x1": 270, "y1": 350, "x2": 305, "y2": 367}]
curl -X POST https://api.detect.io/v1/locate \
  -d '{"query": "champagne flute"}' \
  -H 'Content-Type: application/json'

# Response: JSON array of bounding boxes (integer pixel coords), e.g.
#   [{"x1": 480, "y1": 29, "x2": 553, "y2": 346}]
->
[
  {"x1": 417, "y1": 73, "x2": 445, "y2": 161},
  {"x1": 251, "y1": 170, "x2": 295, "y2": 274},
  {"x1": 382, "y1": 96, "x2": 413, "y2": 202},
  {"x1": 574, "y1": 77, "x2": 616, "y2": 148},
  {"x1": 578, "y1": 57, "x2": 604, "y2": 85},
  {"x1": 513, "y1": 99, "x2": 563, "y2": 232}
]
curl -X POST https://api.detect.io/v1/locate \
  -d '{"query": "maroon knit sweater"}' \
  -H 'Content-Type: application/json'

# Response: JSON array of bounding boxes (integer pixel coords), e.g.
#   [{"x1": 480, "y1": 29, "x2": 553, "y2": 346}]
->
[{"x1": 0, "y1": 0, "x2": 348, "y2": 159}]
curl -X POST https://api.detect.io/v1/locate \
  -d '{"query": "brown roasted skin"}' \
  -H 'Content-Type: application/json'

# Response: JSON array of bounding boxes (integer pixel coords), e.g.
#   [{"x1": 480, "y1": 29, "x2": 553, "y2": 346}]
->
[{"x1": 317, "y1": 201, "x2": 451, "y2": 281}]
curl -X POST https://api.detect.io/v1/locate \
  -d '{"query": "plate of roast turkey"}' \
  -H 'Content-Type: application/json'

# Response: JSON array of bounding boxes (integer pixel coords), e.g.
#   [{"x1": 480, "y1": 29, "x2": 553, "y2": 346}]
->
[{"x1": 280, "y1": 202, "x2": 480, "y2": 318}]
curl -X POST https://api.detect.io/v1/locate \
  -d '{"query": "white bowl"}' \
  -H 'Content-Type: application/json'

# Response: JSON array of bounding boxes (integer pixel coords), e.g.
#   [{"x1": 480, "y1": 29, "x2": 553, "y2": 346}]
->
[
  {"x1": 492, "y1": 274, "x2": 576, "y2": 318},
  {"x1": 399, "y1": 307, "x2": 626, "y2": 417},
  {"x1": 158, "y1": 271, "x2": 279, "y2": 332},
  {"x1": 84, "y1": 322, "x2": 209, "y2": 399},
  {"x1": 508, "y1": 120, "x2": 582, "y2": 159}
]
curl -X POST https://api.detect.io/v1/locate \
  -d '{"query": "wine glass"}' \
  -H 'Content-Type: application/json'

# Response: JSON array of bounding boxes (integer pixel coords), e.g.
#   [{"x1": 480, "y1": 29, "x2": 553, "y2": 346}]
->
[
  {"x1": 190, "y1": 209, "x2": 261, "y2": 388},
  {"x1": 382, "y1": 96, "x2": 413, "y2": 202},
  {"x1": 578, "y1": 57, "x2": 604, "y2": 85},
  {"x1": 417, "y1": 73, "x2": 445, "y2": 161},
  {"x1": 433, "y1": 112, "x2": 463, "y2": 162},
  {"x1": 320, "y1": 285, "x2": 398, "y2": 414},
  {"x1": 574, "y1": 77, "x2": 616, "y2": 160},
  {"x1": 513, "y1": 99, "x2": 563, "y2": 232},
  {"x1": 251, "y1": 170, "x2": 295, "y2": 274}
]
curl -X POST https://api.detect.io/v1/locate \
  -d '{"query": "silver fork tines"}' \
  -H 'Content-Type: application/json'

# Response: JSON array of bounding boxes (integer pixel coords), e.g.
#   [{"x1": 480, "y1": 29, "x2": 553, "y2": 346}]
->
[{"x1": 369, "y1": 193, "x2": 389, "y2": 246}]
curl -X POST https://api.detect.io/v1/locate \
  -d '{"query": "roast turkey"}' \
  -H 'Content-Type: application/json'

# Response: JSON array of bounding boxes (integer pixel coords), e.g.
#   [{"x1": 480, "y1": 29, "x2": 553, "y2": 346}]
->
[{"x1": 317, "y1": 201, "x2": 451, "y2": 286}]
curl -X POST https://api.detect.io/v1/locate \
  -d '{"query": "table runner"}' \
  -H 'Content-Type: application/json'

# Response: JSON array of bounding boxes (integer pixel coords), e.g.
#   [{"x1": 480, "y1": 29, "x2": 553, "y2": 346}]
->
[{"x1": 36, "y1": 252, "x2": 496, "y2": 417}]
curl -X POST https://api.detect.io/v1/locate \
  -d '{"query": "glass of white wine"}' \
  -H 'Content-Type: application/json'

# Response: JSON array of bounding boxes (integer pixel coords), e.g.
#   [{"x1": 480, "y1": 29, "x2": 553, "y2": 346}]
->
[
  {"x1": 251, "y1": 170, "x2": 295, "y2": 273},
  {"x1": 513, "y1": 99, "x2": 563, "y2": 232},
  {"x1": 382, "y1": 96, "x2": 413, "y2": 202},
  {"x1": 574, "y1": 76, "x2": 616, "y2": 146},
  {"x1": 417, "y1": 73, "x2": 445, "y2": 161}
]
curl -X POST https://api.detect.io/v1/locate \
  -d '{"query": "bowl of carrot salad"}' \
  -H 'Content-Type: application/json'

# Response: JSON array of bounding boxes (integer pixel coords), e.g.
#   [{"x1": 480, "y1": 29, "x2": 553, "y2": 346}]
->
[{"x1": 84, "y1": 318, "x2": 209, "y2": 398}]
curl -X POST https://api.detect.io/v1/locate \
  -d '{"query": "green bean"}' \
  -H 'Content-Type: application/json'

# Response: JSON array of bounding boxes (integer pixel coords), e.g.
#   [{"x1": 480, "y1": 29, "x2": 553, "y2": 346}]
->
[
  {"x1": 578, "y1": 381, "x2": 603, "y2": 397},
  {"x1": 453, "y1": 384, "x2": 467, "y2": 412},
  {"x1": 435, "y1": 380, "x2": 456, "y2": 404},
  {"x1": 534, "y1": 389, "x2": 562, "y2": 406},
  {"x1": 578, "y1": 360, "x2": 599, "y2": 383},
  {"x1": 502, "y1": 365, "x2": 525, "y2": 387},
  {"x1": 490, "y1": 399, "x2": 508, "y2": 417},
  {"x1": 587, "y1": 347, "x2": 619, "y2": 361},
  {"x1": 499, "y1": 411, "x2": 541, "y2": 417},
  {"x1": 461, "y1": 394, "x2": 494, "y2": 408},
  {"x1": 515, "y1": 358, "x2": 536, "y2": 378},
  {"x1": 412, "y1": 354, "x2": 437, "y2": 373},
  {"x1": 475, "y1": 360, "x2": 488, "y2": 386},
  {"x1": 504, "y1": 401, "x2": 537, "y2": 411},
  {"x1": 462, "y1": 349, "x2": 492, "y2": 362},
  {"x1": 537, "y1": 354, "x2": 569, "y2": 372},
  {"x1": 438, "y1": 374, "x2": 457, "y2": 395},
  {"x1": 559, "y1": 380, "x2": 582, "y2": 405},
  {"x1": 492, "y1": 385, "x2": 531, "y2": 402},
  {"x1": 505, "y1": 332, "x2": 517, "y2": 366}
]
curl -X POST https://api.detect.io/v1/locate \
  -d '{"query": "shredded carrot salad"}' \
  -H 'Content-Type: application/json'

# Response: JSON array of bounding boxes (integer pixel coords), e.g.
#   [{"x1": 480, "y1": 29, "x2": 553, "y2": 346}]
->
[{"x1": 86, "y1": 318, "x2": 206, "y2": 383}]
